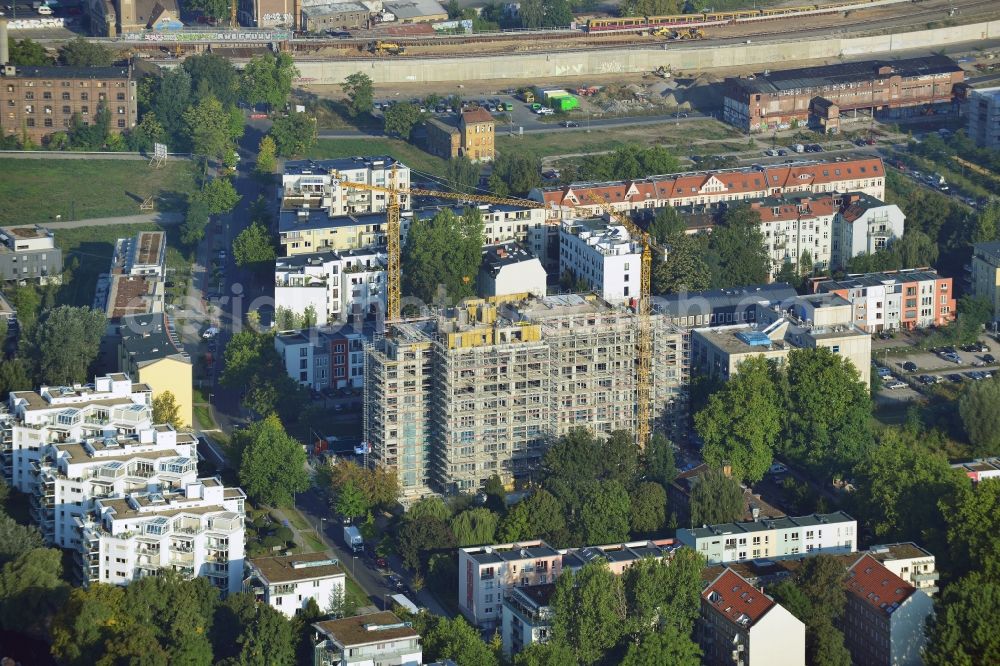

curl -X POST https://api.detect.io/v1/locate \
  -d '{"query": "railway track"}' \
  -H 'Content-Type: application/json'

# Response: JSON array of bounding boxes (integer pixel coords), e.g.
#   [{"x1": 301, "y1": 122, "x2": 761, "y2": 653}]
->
[{"x1": 290, "y1": 0, "x2": 996, "y2": 60}]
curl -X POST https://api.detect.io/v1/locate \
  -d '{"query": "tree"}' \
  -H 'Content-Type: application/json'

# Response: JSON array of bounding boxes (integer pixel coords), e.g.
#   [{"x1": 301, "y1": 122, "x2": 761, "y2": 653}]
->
[
  {"x1": 482, "y1": 474, "x2": 506, "y2": 513},
  {"x1": 445, "y1": 156, "x2": 481, "y2": 195},
  {"x1": 498, "y1": 488, "x2": 566, "y2": 544},
  {"x1": 579, "y1": 480, "x2": 631, "y2": 545},
  {"x1": 450, "y1": 508, "x2": 499, "y2": 547},
  {"x1": 769, "y1": 555, "x2": 851, "y2": 666},
  {"x1": 694, "y1": 355, "x2": 783, "y2": 483},
  {"x1": 326, "y1": 458, "x2": 399, "y2": 510},
  {"x1": 396, "y1": 515, "x2": 455, "y2": 574},
  {"x1": 403, "y1": 208, "x2": 483, "y2": 304},
  {"x1": 551, "y1": 561, "x2": 626, "y2": 664},
  {"x1": 8, "y1": 284, "x2": 41, "y2": 333},
  {"x1": 383, "y1": 102, "x2": 424, "y2": 140},
  {"x1": 341, "y1": 72, "x2": 374, "y2": 118},
  {"x1": 542, "y1": 0, "x2": 574, "y2": 27},
  {"x1": 620, "y1": 625, "x2": 701, "y2": 666},
  {"x1": 0, "y1": 513, "x2": 43, "y2": 566},
  {"x1": 519, "y1": 0, "x2": 544, "y2": 27},
  {"x1": 709, "y1": 205, "x2": 772, "y2": 288},
  {"x1": 50, "y1": 585, "x2": 129, "y2": 666},
  {"x1": 783, "y1": 347, "x2": 872, "y2": 477},
  {"x1": 514, "y1": 642, "x2": 578, "y2": 666},
  {"x1": 960, "y1": 377, "x2": 1000, "y2": 456},
  {"x1": 152, "y1": 68, "x2": 192, "y2": 148},
  {"x1": 233, "y1": 222, "x2": 277, "y2": 271},
  {"x1": 195, "y1": 177, "x2": 241, "y2": 215},
  {"x1": 59, "y1": 38, "x2": 115, "y2": 66},
  {"x1": 183, "y1": 53, "x2": 240, "y2": 106},
  {"x1": 236, "y1": 414, "x2": 310, "y2": 507},
  {"x1": 491, "y1": 152, "x2": 542, "y2": 196},
  {"x1": 24, "y1": 305, "x2": 105, "y2": 385},
  {"x1": 118, "y1": 573, "x2": 218, "y2": 663},
  {"x1": 184, "y1": 94, "x2": 243, "y2": 161},
  {"x1": 644, "y1": 432, "x2": 677, "y2": 487},
  {"x1": 211, "y1": 593, "x2": 295, "y2": 666},
  {"x1": 654, "y1": 233, "x2": 711, "y2": 294},
  {"x1": 9, "y1": 39, "x2": 53, "y2": 66},
  {"x1": 630, "y1": 481, "x2": 667, "y2": 535},
  {"x1": 798, "y1": 249, "x2": 813, "y2": 277},
  {"x1": 421, "y1": 615, "x2": 499, "y2": 666},
  {"x1": 241, "y1": 52, "x2": 297, "y2": 109},
  {"x1": 182, "y1": 198, "x2": 212, "y2": 246},
  {"x1": 579, "y1": 144, "x2": 679, "y2": 181},
  {"x1": 129, "y1": 113, "x2": 166, "y2": 153},
  {"x1": 648, "y1": 207, "x2": 685, "y2": 244},
  {"x1": 689, "y1": 468, "x2": 743, "y2": 527},
  {"x1": 940, "y1": 478, "x2": 1000, "y2": 579},
  {"x1": 335, "y1": 481, "x2": 369, "y2": 522},
  {"x1": 152, "y1": 391, "x2": 183, "y2": 429},
  {"x1": 0, "y1": 547, "x2": 69, "y2": 637},
  {"x1": 0, "y1": 359, "x2": 32, "y2": 400},
  {"x1": 185, "y1": 0, "x2": 229, "y2": 20},
  {"x1": 256, "y1": 135, "x2": 277, "y2": 175},
  {"x1": 925, "y1": 572, "x2": 1000, "y2": 666},
  {"x1": 623, "y1": 547, "x2": 704, "y2": 637},
  {"x1": 268, "y1": 111, "x2": 317, "y2": 157}
]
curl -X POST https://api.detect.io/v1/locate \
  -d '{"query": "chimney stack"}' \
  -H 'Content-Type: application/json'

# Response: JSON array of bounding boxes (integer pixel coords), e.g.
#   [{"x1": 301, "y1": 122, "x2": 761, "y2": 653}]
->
[{"x1": 0, "y1": 17, "x2": 10, "y2": 68}]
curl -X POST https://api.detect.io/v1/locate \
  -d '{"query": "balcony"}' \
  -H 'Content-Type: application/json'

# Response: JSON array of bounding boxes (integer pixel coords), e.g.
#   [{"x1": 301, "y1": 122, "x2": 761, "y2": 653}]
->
[{"x1": 913, "y1": 571, "x2": 940, "y2": 582}]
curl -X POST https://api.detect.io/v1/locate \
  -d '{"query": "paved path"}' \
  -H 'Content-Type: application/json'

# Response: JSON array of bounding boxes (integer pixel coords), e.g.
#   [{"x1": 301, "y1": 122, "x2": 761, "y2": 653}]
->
[
  {"x1": 0, "y1": 150, "x2": 190, "y2": 161},
  {"x1": 43, "y1": 211, "x2": 184, "y2": 228}
]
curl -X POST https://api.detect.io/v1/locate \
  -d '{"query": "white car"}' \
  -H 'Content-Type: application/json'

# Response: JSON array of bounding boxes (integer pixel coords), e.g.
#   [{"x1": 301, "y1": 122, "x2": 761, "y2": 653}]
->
[
  {"x1": 37, "y1": 4, "x2": 52, "y2": 13},
  {"x1": 884, "y1": 380, "x2": 906, "y2": 390},
  {"x1": 202, "y1": 327, "x2": 220, "y2": 340}
]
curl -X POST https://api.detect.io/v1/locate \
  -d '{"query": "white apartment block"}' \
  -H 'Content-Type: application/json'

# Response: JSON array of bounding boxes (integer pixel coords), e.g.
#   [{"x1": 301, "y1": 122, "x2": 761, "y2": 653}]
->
[
  {"x1": 275, "y1": 248, "x2": 386, "y2": 326},
  {"x1": 558, "y1": 219, "x2": 644, "y2": 304},
  {"x1": 365, "y1": 295, "x2": 688, "y2": 500},
  {"x1": 970, "y1": 240, "x2": 1000, "y2": 321},
  {"x1": 967, "y1": 86, "x2": 1000, "y2": 150},
  {"x1": 676, "y1": 511, "x2": 857, "y2": 565},
  {"x1": 530, "y1": 158, "x2": 887, "y2": 217},
  {"x1": 459, "y1": 537, "x2": 679, "y2": 631},
  {"x1": 1, "y1": 373, "x2": 151, "y2": 493},
  {"x1": 814, "y1": 269, "x2": 955, "y2": 332},
  {"x1": 700, "y1": 568, "x2": 806, "y2": 666},
  {"x1": 280, "y1": 157, "x2": 411, "y2": 217},
  {"x1": 501, "y1": 584, "x2": 555, "y2": 657},
  {"x1": 867, "y1": 542, "x2": 940, "y2": 596},
  {"x1": 478, "y1": 243, "x2": 547, "y2": 300},
  {"x1": 833, "y1": 193, "x2": 906, "y2": 269},
  {"x1": 245, "y1": 553, "x2": 346, "y2": 618},
  {"x1": 312, "y1": 611, "x2": 422, "y2": 666},
  {"x1": 275, "y1": 327, "x2": 367, "y2": 391},
  {"x1": 30, "y1": 424, "x2": 198, "y2": 549},
  {"x1": 750, "y1": 196, "x2": 836, "y2": 275},
  {"x1": 77, "y1": 478, "x2": 247, "y2": 595}
]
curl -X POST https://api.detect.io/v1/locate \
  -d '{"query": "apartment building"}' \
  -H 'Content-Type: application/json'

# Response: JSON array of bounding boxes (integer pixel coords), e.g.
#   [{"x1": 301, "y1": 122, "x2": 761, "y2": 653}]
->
[
  {"x1": 675, "y1": 511, "x2": 857, "y2": 565},
  {"x1": 691, "y1": 294, "x2": 872, "y2": 385},
  {"x1": 312, "y1": 611, "x2": 422, "y2": 666},
  {"x1": 0, "y1": 64, "x2": 138, "y2": 143},
  {"x1": 813, "y1": 269, "x2": 955, "y2": 332},
  {"x1": 1, "y1": 373, "x2": 151, "y2": 493},
  {"x1": 530, "y1": 158, "x2": 887, "y2": 217},
  {"x1": 749, "y1": 195, "x2": 836, "y2": 274},
  {"x1": 670, "y1": 463, "x2": 786, "y2": 529},
  {"x1": 95, "y1": 231, "x2": 168, "y2": 321},
  {"x1": 30, "y1": 423, "x2": 197, "y2": 549},
  {"x1": 656, "y1": 283, "x2": 798, "y2": 329},
  {"x1": 951, "y1": 456, "x2": 1000, "y2": 483},
  {"x1": 459, "y1": 537, "x2": 678, "y2": 630},
  {"x1": 364, "y1": 295, "x2": 688, "y2": 499},
  {"x1": 274, "y1": 249, "x2": 386, "y2": 326},
  {"x1": 558, "y1": 219, "x2": 644, "y2": 304},
  {"x1": 0, "y1": 225, "x2": 62, "y2": 283},
  {"x1": 833, "y1": 192, "x2": 906, "y2": 269},
  {"x1": 426, "y1": 108, "x2": 497, "y2": 162},
  {"x1": 867, "y1": 542, "x2": 939, "y2": 596},
  {"x1": 723, "y1": 55, "x2": 964, "y2": 133},
  {"x1": 77, "y1": 478, "x2": 247, "y2": 594},
  {"x1": 117, "y1": 313, "x2": 193, "y2": 428},
  {"x1": 275, "y1": 326, "x2": 368, "y2": 390},
  {"x1": 966, "y1": 86, "x2": 1000, "y2": 150},
  {"x1": 245, "y1": 553, "x2": 346, "y2": 618},
  {"x1": 501, "y1": 584, "x2": 554, "y2": 657},
  {"x1": 839, "y1": 554, "x2": 934, "y2": 666},
  {"x1": 477, "y1": 243, "x2": 547, "y2": 300},
  {"x1": 970, "y1": 240, "x2": 1000, "y2": 321},
  {"x1": 280, "y1": 157, "x2": 411, "y2": 217},
  {"x1": 700, "y1": 568, "x2": 806, "y2": 666}
]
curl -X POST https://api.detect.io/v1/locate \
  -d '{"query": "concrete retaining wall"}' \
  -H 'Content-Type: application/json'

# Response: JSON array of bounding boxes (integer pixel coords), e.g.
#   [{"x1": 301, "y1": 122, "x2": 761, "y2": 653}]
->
[{"x1": 292, "y1": 19, "x2": 1000, "y2": 85}]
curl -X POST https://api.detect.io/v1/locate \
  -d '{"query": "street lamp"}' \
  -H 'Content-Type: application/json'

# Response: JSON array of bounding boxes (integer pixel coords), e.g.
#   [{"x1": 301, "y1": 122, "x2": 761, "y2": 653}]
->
[{"x1": 352, "y1": 555, "x2": 357, "y2": 577}]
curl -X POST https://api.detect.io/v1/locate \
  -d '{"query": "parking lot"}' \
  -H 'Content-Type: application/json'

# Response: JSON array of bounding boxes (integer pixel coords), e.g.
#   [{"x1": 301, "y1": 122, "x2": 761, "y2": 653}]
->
[{"x1": 874, "y1": 335, "x2": 998, "y2": 402}]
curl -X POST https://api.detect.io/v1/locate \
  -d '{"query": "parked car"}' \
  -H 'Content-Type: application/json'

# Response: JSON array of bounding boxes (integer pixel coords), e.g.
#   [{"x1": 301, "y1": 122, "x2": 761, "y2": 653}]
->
[
  {"x1": 983, "y1": 354, "x2": 996, "y2": 364},
  {"x1": 884, "y1": 380, "x2": 906, "y2": 390},
  {"x1": 559, "y1": 120, "x2": 579, "y2": 128},
  {"x1": 768, "y1": 462, "x2": 789, "y2": 475},
  {"x1": 918, "y1": 374, "x2": 936, "y2": 385},
  {"x1": 876, "y1": 366, "x2": 892, "y2": 378},
  {"x1": 202, "y1": 327, "x2": 220, "y2": 340},
  {"x1": 947, "y1": 374, "x2": 964, "y2": 383},
  {"x1": 385, "y1": 574, "x2": 405, "y2": 591},
  {"x1": 902, "y1": 361, "x2": 918, "y2": 372}
]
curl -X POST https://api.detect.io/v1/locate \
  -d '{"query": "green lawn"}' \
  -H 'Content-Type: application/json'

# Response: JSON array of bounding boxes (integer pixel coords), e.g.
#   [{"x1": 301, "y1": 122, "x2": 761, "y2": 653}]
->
[
  {"x1": 345, "y1": 575, "x2": 371, "y2": 609},
  {"x1": 0, "y1": 159, "x2": 198, "y2": 226},
  {"x1": 306, "y1": 139, "x2": 450, "y2": 179},
  {"x1": 55, "y1": 222, "x2": 160, "y2": 306}
]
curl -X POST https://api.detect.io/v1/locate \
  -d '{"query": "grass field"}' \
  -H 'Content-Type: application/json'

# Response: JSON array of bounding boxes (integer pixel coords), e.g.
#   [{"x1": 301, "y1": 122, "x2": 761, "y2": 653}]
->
[
  {"x1": 0, "y1": 159, "x2": 198, "y2": 227},
  {"x1": 306, "y1": 139, "x2": 450, "y2": 179},
  {"x1": 54, "y1": 222, "x2": 160, "y2": 306}
]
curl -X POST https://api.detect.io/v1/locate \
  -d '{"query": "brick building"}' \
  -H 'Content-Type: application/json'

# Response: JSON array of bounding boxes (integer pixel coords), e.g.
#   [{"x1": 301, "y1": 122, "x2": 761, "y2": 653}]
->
[
  {"x1": 723, "y1": 55, "x2": 965, "y2": 133},
  {"x1": 425, "y1": 107, "x2": 495, "y2": 162},
  {"x1": 0, "y1": 64, "x2": 137, "y2": 144}
]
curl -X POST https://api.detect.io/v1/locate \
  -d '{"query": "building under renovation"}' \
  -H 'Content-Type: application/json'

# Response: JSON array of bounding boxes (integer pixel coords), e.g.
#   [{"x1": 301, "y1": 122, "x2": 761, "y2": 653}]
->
[{"x1": 363, "y1": 294, "x2": 688, "y2": 500}]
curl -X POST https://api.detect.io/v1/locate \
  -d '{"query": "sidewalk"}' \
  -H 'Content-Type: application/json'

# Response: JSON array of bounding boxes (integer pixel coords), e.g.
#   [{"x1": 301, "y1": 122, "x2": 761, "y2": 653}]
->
[{"x1": 46, "y1": 211, "x2": 183, "y2": 228}]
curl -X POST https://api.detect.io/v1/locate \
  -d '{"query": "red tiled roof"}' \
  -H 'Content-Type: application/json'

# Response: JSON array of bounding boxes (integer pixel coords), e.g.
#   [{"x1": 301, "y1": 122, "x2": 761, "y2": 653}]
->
[
  {"x1": 702, "y1": 568, "x2": 776, "y2": 629},
  {"x1": 844, "y1": 554, "x2": 915, "y2": 617},
  {"x1": 462, "y1": 108, "x2": 494, "y2": 124}
]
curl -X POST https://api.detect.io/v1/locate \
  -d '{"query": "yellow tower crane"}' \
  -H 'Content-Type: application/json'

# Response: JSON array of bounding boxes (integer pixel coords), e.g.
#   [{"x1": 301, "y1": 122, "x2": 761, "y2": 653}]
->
[
  {"x1": 329, "y1": 168, "x2": 657, "y2": 447},
  {"x1": 585, "y1": 193, "x2": 654, "y2": 449}
]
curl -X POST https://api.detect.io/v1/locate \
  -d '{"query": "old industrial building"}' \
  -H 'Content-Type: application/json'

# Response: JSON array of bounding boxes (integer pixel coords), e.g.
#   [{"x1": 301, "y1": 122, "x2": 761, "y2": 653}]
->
[
  {"x1": 426, "y1": 107, "x2": 496, "y2": 162},
  {"x1": 722, "y1": 55, "x2": 965, "y2": 133},
  {"x1": 364, "y1": 294, "x2": 688, "y2": 501},
  {"x1": 0, "y1": 63, "x2": 138, "y2": 144}
]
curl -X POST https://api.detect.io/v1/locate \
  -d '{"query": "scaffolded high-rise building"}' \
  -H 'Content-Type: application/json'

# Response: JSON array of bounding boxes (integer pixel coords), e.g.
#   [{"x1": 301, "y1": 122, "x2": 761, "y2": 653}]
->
[{"x1": 364, "y1": 294, "x2": 688, "y2": 501}]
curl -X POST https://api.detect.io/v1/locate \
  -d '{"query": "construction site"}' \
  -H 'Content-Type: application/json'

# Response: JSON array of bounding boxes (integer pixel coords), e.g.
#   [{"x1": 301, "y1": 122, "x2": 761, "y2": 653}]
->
[{"x1": 363, "y1": 295, "x2": 689, "y2": 501}]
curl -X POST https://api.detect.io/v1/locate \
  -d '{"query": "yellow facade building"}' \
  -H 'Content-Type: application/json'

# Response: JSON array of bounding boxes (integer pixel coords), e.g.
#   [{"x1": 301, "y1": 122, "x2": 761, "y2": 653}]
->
[
  {"x1": 425, "y1": 108, "x2": 495, "y2": 162},
  {"x1": 117, "y1": 314, "x2": 193, "y2": 428}
]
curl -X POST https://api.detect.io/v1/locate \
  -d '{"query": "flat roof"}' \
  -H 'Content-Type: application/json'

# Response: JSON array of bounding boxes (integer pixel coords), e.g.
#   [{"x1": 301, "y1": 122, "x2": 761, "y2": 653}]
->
[
  {"x1": 384, "y1": 0, "x2": 447, "y2": 19},
  {"x1": 314, "y1": 611, "x2": 418, "y2": 647},
  {"x1": 250, "y1": 553, "x2": 345, "y2": 583},
  {"x1": 119, "y1": 314, "x2": 189, "y2": 364},
  {"x1": 283, "y1": 156, "x2": 406, "y2": 176},
  {"x1": 12, "y1": 65, "x2": 132, "y2": 80},
  {"x1": 682, "y1": 511, "x2": 855, "y2": 540}
]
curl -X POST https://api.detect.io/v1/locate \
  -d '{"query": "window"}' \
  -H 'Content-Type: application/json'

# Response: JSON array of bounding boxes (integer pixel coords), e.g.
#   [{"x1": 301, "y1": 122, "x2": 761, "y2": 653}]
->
[
  {"x1": 62, "y1": 105, "x2": 70, "y2": 114},
  {"x1": 117, "y1": 119, "x2": 125, "y2": 128},
  {"x1": 117, "y1": 92, "x2": 126, "y2": 101},
  {"x1": 80, "y1": 92, "x2": 88, "y2": 101},
  {"x1": 62, "y1": 92, "x2": 70, "y2": 100},
  {"x1": 24, "y1": 92, "x2": 34, "y2": 100}
]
